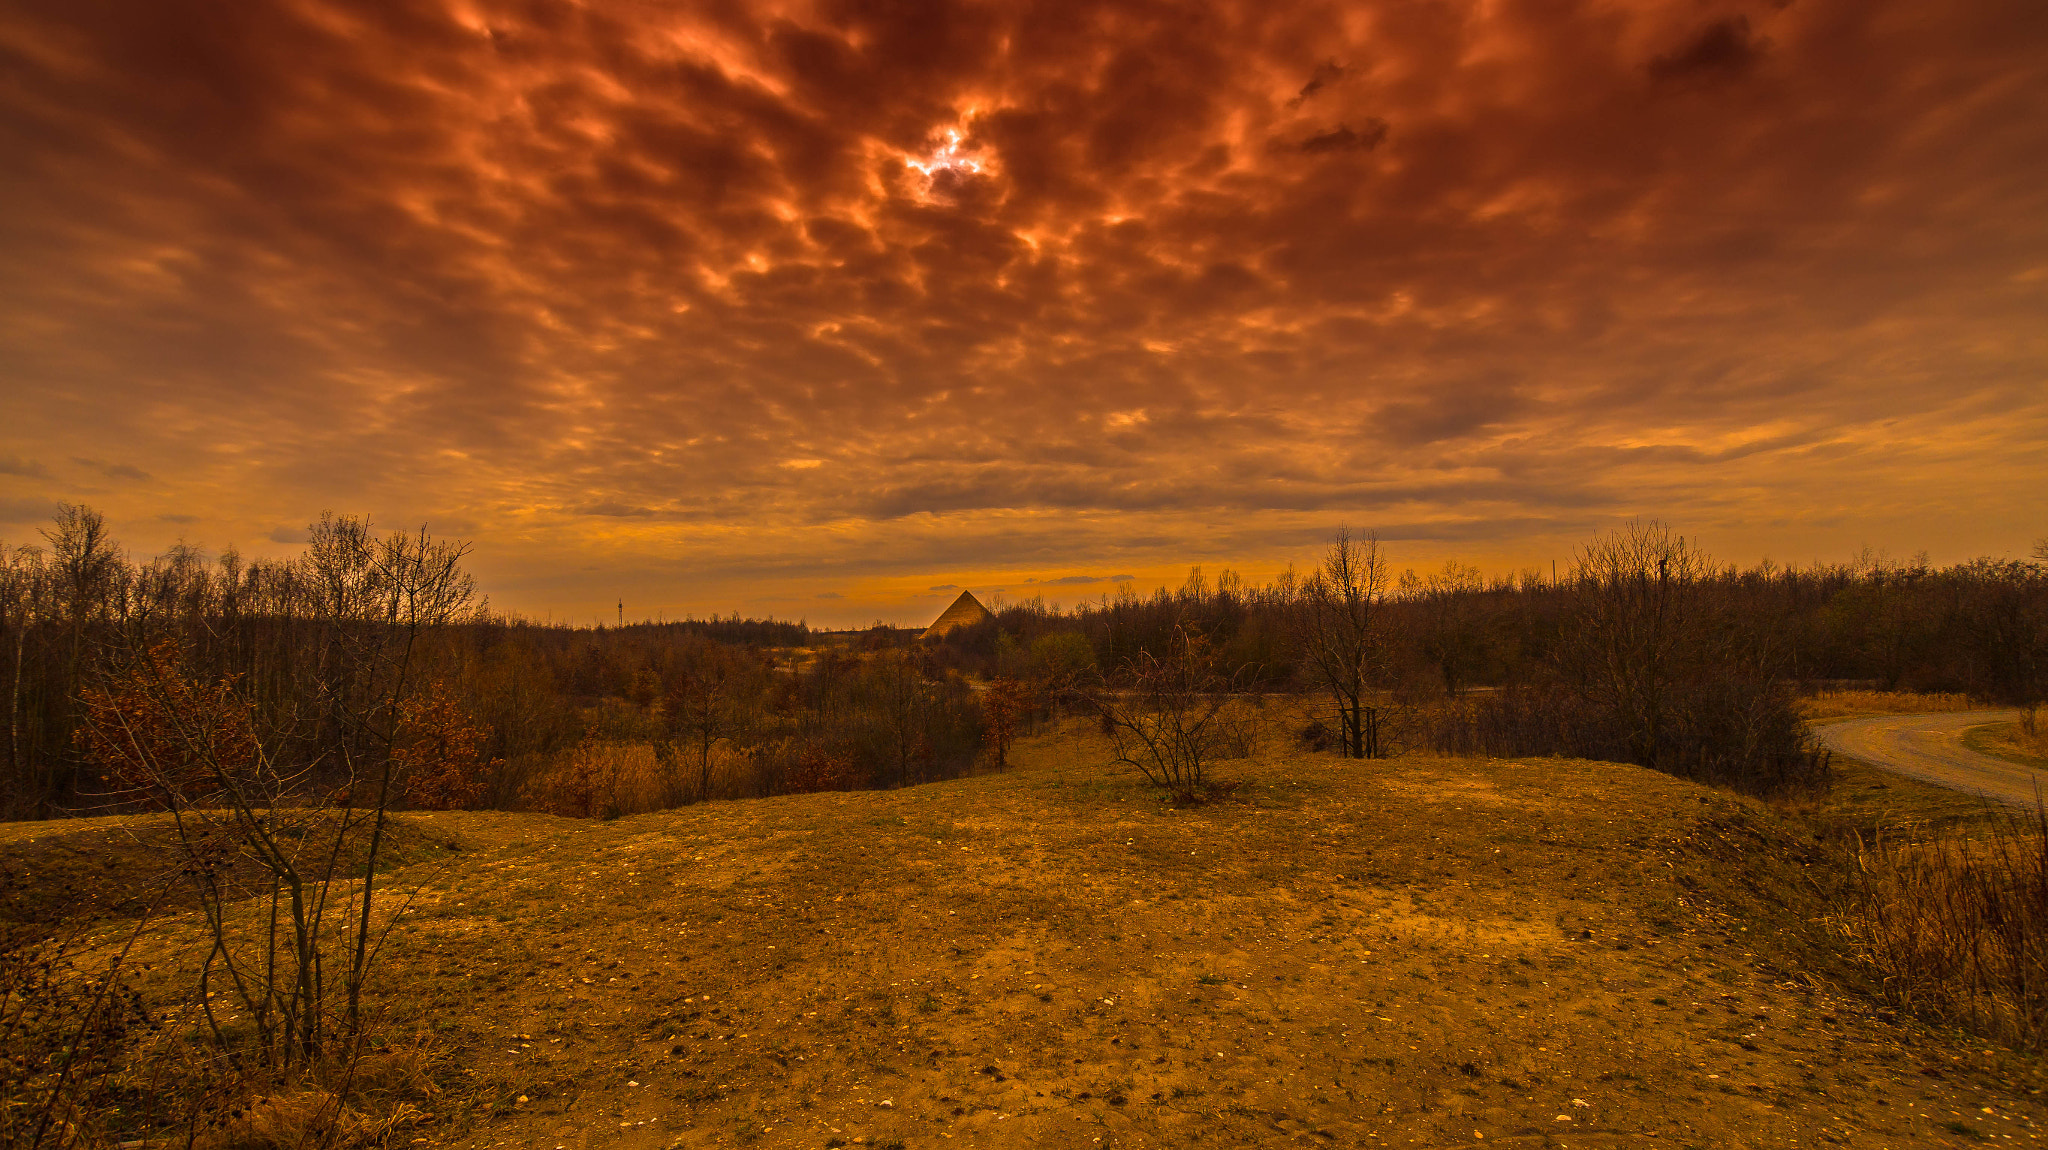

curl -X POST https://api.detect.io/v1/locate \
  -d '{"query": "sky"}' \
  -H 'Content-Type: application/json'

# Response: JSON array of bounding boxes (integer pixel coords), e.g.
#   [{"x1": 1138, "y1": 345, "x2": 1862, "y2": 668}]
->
[{"x1": 2, "y1": 0, "x2": 2044, "y2": 628}]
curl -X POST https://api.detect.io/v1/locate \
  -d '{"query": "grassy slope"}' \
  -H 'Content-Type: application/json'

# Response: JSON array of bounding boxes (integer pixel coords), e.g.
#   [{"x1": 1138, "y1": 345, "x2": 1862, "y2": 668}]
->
[
  {"x1": 20, "y1": 721, "x2": 2048, "y2": 1148},
  {"x1": 1963, "y1": 722, "x2": 2048, "y2": 773}
]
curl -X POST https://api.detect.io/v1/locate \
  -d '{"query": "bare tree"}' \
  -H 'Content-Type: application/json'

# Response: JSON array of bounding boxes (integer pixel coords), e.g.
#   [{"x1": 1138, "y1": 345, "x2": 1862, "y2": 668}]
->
[
  {"x1": 658, "y1": 639, "x2": 763, "y2": 802},
  {"x1": 1402, "y1": 559, "x2": 1490, "y2": 697},
  {"x1": 1559, "y1": 521, "x2": 1708, "y2": 769},
  {"x1": 1293, "y1": 529, "x2": 1390, "y2": 758},
  {"x1": 76, "y1": 516, "x2": 475, "y2": 1070}
]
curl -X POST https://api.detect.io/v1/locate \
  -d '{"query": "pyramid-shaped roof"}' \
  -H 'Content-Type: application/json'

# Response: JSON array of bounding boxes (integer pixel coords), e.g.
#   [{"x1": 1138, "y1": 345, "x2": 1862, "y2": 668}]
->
[{"x1": 922, "y1": 590, "x2": 992, "y2": 639}]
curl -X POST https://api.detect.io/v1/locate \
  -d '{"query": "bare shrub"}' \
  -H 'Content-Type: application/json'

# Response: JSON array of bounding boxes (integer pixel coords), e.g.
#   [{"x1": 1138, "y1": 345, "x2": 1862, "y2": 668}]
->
[
  {"x1": 1849, "y1": 804, "x2": 2048, "y2": 1050},
  {"x1": 657, "y1": 639, "x2": 767, "y2": 803},
  {"x1": 1, "y1": 910, "x2": 161, "y2": 1147},
  {"x1": 1209, "y1": 697, "x2": 1266, "y2": 761},
  {"x1": 1421, "y1": 523, "x2": 1831, "y2": 796},
  {"x1": 980, "y1": 676, "x2": 1030, "y2": 768},
  {"x1": 1094, "y1": 627, "x2": 1244, "y2": 803}
]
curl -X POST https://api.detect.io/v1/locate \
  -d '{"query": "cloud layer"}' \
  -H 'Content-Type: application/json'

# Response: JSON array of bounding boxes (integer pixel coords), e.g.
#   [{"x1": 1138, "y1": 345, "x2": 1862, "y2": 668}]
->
[{"x1": 1, "y1": 0, "x2": 2043, "y2": 623}]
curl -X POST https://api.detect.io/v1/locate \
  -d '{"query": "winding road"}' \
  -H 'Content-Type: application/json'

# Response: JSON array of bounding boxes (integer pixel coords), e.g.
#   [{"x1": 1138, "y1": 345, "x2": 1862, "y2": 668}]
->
[{"x1": 1814, "y1": 709, "x2": 2042, "y2": 807}]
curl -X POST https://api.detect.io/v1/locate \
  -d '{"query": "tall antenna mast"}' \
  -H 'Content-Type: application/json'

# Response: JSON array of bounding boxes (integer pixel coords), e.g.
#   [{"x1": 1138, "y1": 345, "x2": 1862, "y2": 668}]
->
[{"x1": 617, "y1": 598, "x2": 623, "y2": 628}]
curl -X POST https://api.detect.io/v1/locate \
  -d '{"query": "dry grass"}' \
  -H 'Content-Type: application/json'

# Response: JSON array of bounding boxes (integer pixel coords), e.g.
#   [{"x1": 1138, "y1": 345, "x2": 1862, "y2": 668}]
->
[
  {"x1": 185, "y1": 1039, "x2": 438, "y2": 1150},
  {"x1": 1848, "y1": 804, "x2": 2048, "y2": 1051},
  {"x1": 1966, "y1": 707, "x2": 2048, "y2": 766},
  {"x1": 1797, "y1": 690, "x2": 1978, "y2": 722},
  {"x1": 21, "y1": 719, "x2": 2048, "y2": 1145}
]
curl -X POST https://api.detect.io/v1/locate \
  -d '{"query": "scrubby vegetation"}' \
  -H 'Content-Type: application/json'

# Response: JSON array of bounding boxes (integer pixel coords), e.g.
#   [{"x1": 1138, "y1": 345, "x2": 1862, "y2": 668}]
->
[{"x1": 3, "y1": 510, "x2": 2043, "y2": 822}]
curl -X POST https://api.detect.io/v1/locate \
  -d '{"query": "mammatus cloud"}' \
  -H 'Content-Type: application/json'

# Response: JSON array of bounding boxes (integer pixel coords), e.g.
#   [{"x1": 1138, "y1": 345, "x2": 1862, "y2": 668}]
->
[{"x1": 0, "y1": 0, "x2": 2043, "y2": 624}]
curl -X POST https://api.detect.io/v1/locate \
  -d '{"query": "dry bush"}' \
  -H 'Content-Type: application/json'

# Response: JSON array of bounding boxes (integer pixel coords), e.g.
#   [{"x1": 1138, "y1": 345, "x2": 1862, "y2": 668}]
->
[
  {"x1": 2, "y1": 909, "x2": 439, "y2": 1149},
  {"x1": 1798, "y1": 690, "x2": 1977, "y2": 721},
  {"x1": 1094, "y1": 627, "x2": 1248, "y2": 803},
  {"x1": 519, "y1": 737, "x2": 782, "y2": 817},
  {"x1": 1209, "y1": 697, "x2": 1267, "y2": 761},
  {"x1": 520, "y1": 740, "x2": 671, "y2": 819},
  {"x1": 1849, "y1": 806, "x2": 2048, "y2": 1050}
]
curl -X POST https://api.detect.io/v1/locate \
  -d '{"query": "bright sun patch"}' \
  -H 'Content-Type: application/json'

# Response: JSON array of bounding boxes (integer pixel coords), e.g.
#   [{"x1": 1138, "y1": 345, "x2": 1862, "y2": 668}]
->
[{"x1": 906, "y1": 128, "x2": 987, "y2": 189}]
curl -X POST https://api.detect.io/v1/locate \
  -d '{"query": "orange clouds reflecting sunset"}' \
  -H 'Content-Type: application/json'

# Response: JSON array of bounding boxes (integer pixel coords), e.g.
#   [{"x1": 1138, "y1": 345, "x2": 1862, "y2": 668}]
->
[{"x1": 1, "y1": 0, "x2": 2043, "y2": 623}]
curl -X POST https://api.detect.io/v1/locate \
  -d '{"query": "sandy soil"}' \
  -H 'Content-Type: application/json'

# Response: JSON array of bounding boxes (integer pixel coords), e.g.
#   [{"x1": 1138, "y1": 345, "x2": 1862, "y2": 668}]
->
[{"x1": 15, "y1": 720, "x2": 2048, "y2": 1148}]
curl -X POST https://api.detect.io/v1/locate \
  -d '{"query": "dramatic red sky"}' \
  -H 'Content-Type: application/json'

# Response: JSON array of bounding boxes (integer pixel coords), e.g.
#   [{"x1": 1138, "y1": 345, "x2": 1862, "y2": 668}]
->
[{"x1": 2, "y1": 0, "x2": 2043, "y2": 626}]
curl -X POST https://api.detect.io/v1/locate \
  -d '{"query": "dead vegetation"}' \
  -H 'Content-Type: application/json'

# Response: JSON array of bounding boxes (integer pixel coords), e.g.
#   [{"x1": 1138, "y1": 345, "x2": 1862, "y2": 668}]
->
[
  {"x1": 1847, "y1": 803, "x2": 2048, "y2": 1051},
  {"x1": 1966, "y1": 707, "x2": 2048, "y2": 765},
  {"x1": 1798, "y1": 690, "x2": 1980, "y2": 722}
]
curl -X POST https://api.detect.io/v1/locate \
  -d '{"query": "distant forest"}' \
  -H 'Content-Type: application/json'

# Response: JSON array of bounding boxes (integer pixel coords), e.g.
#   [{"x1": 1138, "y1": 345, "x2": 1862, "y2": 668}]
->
[{"x1": 2, "y1": 505, "x2": 2043, "y2": 818}]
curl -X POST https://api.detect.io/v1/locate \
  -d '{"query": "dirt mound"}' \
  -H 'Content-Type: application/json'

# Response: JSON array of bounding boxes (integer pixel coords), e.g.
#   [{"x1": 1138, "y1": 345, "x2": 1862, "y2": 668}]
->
[{"x1": 48, "y1": 724, "x2": 2048, "y2": 1146}]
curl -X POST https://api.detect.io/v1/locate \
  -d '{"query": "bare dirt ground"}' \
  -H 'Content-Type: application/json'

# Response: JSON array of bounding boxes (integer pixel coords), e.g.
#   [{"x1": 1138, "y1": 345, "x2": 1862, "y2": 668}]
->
[
  {"x1": 14, "y1": 719, "x2": 2048, "y2": 1148},
  {"x1": 1813, "y1": 711, "x2": 2038, "y2": 807}
]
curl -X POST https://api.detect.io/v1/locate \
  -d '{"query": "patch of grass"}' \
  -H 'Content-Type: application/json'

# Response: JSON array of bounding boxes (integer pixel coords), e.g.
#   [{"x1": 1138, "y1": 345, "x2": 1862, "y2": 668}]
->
[
  {"x1": 1797, "y1": 691, "x2": 1977, "y2": 722},
  {"x1": 1786, "y1": 756, "x2": 2009, "y2": 840},
  {"x1": 1848, "y1": 801, "x2": 2048, "y2": 1052},
  {"x1": 1964, "y1": 717, "x2": 2048, "y2": 771}
]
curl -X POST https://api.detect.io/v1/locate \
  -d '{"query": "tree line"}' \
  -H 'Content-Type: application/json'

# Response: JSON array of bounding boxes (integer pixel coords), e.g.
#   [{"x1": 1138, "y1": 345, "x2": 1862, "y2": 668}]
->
[
  {"x1": 931, "y1": 525, "x2": 2048, "y2": 795},
  {"x1": 0, "y1": 506, "x2": 997, "y2": 819},
  {"x1": 4, "y1": 505, "x2": 2044, "y2": 818}
]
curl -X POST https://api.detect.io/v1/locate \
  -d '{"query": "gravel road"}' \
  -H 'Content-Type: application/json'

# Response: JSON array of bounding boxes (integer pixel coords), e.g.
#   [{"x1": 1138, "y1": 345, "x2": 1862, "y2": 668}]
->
[{"x1": 1814, "y1": 709, "x2": 2042, "y2": 807}]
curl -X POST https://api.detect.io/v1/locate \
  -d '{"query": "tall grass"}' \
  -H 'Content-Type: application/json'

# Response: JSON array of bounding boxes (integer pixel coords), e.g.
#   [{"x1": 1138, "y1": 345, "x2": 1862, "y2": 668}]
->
[
  {"x1": 2009, "y1": 706, "x2": 2048, "y2": 759},
  {"x1": 1797, "y1": 690, "x2": 1977, "y2": 722},
  {"x1": 1850, "y1": 802, "x2": 2048, "y2": 1050}
]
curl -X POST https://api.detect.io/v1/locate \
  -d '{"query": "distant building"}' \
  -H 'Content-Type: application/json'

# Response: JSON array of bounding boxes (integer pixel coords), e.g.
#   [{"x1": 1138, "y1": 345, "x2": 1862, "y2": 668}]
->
[{"x1": 922, "y1": 590, "x2": 992, "y2": 639}]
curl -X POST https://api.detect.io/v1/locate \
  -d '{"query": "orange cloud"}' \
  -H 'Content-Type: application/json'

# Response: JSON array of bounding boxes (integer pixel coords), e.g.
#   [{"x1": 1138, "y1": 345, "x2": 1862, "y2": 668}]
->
[{"x1": 0, "y1": 0, "x2": 2043, "y2": 624}]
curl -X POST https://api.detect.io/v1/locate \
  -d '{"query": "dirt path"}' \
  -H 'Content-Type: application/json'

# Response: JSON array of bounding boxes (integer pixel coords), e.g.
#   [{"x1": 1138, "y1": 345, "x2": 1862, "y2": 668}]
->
[{"x1": 1814, "y1": 710, "x2": 2038, "y2": 806}]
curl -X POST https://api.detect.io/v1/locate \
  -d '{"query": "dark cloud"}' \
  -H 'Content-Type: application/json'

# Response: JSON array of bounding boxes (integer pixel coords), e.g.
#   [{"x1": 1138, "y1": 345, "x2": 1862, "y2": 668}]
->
[
  {"x1": 71, "y1": 458, "x2": 151, "y2": 482},
  {"x1": 157, "y1": 512, "x2": 199, "y2": 523},
  {"x1": 1290, "y1": 120, "x2": 1388, "y2": 155},
  {"x1": 1287, "y1": 61, "x2": 1345, "y2": 108},
  {"x1": 577, "y1": 503, "x2": 658, "y2": 519},
  {"x1": 1650, "y1": 17, "x2": 1764, "y2": 82},
  {"x1": 267, "y1": 525, "x2": 309, "y2": 544},
  {"x1": 0, "y1": 498, "x2": 57, "y2": 525},
  {"x1": 928, "y1": 584, "x2": 960, "y2": 591},
  {"x1": 0, "y1": 0, "x2": 2039, "y2": 623}
]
